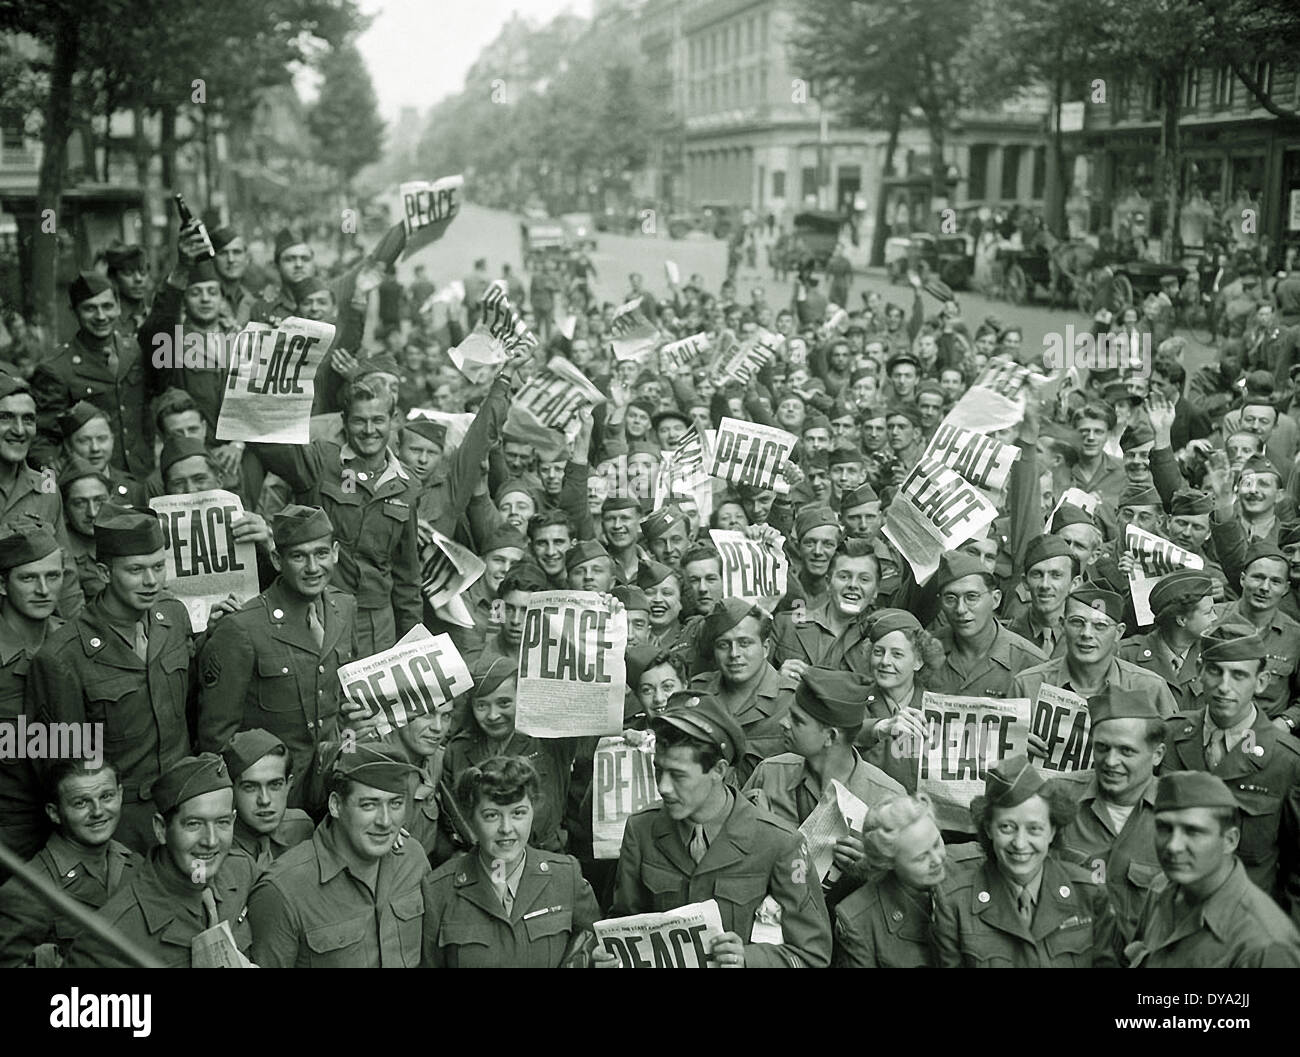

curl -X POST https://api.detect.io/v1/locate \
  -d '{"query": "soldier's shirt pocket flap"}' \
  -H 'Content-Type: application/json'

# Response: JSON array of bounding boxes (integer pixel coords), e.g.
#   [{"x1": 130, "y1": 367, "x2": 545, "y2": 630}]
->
[
  {"x1": 159, "y1": 648, "x2": 189, "y2": 674},
  {"x1": 86, "y1": 676, "x2": 138, "y2": 703},
  {"x1": 306, "y1": 915, "x2": 370, "y2": 953},
  {"x1": 641, "y1": 864, "x2": 684, "y2": 895},
  {"x1": 439, "y1": 918, "x2": 492, "y2": 947},
  {"x1": 1126, "y1": 861, "x2": 1163, "y2": 889},
  {"x1": 390, "y1": 890, "x2": 424, "y2": 922},
  {"x1": 713, "y1": 874, "x2": 768, "y2": 906},
  {"x1": 256, "y1": 655, "x2": 294, "y2": 679},
  {"x1": 320, "y1": 478, "x2": 362, "y2": 506},
  {"x1": 381, "y1": 501, "x2": 411, "y2": 522},
  {"x1": 1045, "y1": 921, "x2": 1093, "y2": 957},
  {"x1": 523, "y1": 907, "x2": 572, "y2": 941},
  {"x1": 1234, "y1": 786, "x2": 1279, "y2": 814}
]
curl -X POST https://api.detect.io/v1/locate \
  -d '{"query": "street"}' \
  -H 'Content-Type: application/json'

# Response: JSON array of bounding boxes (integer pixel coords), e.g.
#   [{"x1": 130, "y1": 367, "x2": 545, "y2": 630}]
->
[{"x1": 393, "y1": 201, "x2": 1219, "y2": 377}]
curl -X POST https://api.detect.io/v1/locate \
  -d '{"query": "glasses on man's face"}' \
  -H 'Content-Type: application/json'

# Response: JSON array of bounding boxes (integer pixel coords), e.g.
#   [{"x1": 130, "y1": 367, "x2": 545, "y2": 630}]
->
[
  {"x1": 1065, "y1": 615, "x2": 1116, "y2": 635},
  {"x1": 940, "y1": 591, "x2": 988, "y2": 610}
]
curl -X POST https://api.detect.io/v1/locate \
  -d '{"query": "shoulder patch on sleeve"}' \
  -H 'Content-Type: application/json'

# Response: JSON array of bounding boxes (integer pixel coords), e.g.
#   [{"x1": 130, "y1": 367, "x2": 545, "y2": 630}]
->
[{"x1": 201, "y1": 650, "x2": 222, "y2": 689}]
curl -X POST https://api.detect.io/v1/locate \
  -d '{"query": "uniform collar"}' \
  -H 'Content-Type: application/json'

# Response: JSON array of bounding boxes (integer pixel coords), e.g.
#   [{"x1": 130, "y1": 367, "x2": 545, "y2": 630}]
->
[
  {"x1": 339, "y1": 443, "x2": 410, "y2": 487},
  {"x1": 0, "y1": 606, "x2": 58, "y2": 664},
  {"x1": 1197, "y1": 860, "x2": 1256, "y2": 943},
  {"x1": 46, "y1": 831, "x2": 112, "y2": 887}
]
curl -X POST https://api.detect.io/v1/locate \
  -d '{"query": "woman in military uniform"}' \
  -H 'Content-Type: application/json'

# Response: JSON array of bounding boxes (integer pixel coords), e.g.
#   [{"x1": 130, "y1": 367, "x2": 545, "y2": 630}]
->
[
  {"x1": 423, "y1": 756, "x2": 600, "y2": 968},
  {"x1": 932, "y1": 757, "x2": 1119, "y2": 968},
  {"x1": 833, "y1": 793, "x2": 954, "y2": 968},
  {"x1": 858, "y1": 610, "x2": 941, "y2": 794},
  {"x1": 444, "y1": 658, "x2": 577, "y2": 852}
]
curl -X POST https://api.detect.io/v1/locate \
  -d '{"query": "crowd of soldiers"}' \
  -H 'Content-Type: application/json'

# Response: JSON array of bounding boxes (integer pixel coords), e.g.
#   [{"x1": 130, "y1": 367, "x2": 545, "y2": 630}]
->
[{"x1": 0, "y1": 205, "x2": 1299, "y2": 970}]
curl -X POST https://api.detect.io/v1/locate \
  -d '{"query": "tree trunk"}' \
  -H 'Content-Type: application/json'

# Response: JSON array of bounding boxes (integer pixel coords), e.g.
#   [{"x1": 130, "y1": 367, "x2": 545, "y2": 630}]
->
[
  {"x1": 30, "y1": 11, "x2": 79, "y2": 327},
  {"x1": 159, "y1": 103, "x2": 177, "y2": 192},
  {"x1": 1043, "y1": 60, "x2": 1067, "y2": 237},
  {"x1": 134, "y1": 107, "x2": 159, "y2": 264},
  {"x1": 870, "y1": 109, "x2": 902, "y2": 267},
  {"x1": 1159, "y1": 73, "x2": 1181, "y2": 263},
  {"x1": 928, "y1": 119, "x2": 947, "y2": 234}
]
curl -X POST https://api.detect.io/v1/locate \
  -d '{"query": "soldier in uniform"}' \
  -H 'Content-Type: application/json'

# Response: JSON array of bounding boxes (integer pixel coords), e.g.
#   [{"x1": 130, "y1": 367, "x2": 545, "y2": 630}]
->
[
  {"x1": 931, "y1": 756, "x2": 1119, "y2": 967},
  {"x1": 1278, "y1": 521, "x2": 1300, "y2": 621},
  {"x1": 0, "y1": 525, "x2": 67, "y2": 863},
  {"x1": 689, "y1": 598, "x2": 796, "y2": 785},
  {"x1": 1006, "y1": 536, "x2": 1081, "y2": 659},
  {"x1": 787, "y1": 507, "x2": 841, "y2": 612},
  {"x1": 1126, "y1": 771, "x2": 1300, "y2": 967},
  {"x1": 1159, "y1": 622, "x2": 1300, "y2": 919},
  {"x1": 423, "y1": 755, "x2": 600, "y2": 967},
  {"x1": 55, "y1": 401, "x2": 143, "y2": 505},
  {"x1": 197, "y1": 506, "x2": 357, "y2": 813},
  {"x1": 1056, "y1": 688, "x2": 1167, "y2": 942},
  {"x1": 29, "y1": 272, "x2": 153, "y2": 477},
  {"x1": 248, "y1": 744, "x2": 432, "y2": 968},
  {"x1": 743, "y1": 667, "x2": 903, "y2": 905},
  {"x1": 773, "y1": 538, "x2": 878, "y2": 674},
  {"x1": 252, "y1": 378, "x2": 424, "y2": 656},
  {"x1": 65, "y1": 753, "x2": 260, "y2": 968},
  {"x1": 601, "y1": 691, "x2": 832, "y2": 967},
  {"x1": 1013, "y1": 588, "x2": 1178, "y2": 722},
  {"x1": 210, "y1": 226, "x2": 259, "y2": 329},
  {"x1": 57, "y1": 458, "x2": 108, "y2": 606},
  {"x1": 104, "y1": 242, "x2": 151, "y2": 337},
  {"x1": 220, "y1": 729, "x2": 314, "y2": 869},
  {"x1": 1117, "y1": 570, "x2": 1215, "y2": 710},
  {"x1": 0, "y1": 758, "x2": 142, "y2": 967},
  {"x1": 26, "y1": 506, "x2": 193, "y2": 853},
  {"x1": 929, "y1": 552, "x2": 1047, "y2": 698}
]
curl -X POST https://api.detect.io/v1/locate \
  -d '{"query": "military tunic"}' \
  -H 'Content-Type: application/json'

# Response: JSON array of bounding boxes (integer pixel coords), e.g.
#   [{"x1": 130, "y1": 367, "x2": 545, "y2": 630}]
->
[
  {"x1": 1117, "y1": 630, "x2": 1201, "y2": 712},
  {"x1": 26, "y1": 596, "x2": 194, "y2": 853},
  {"x1": 197, "y1": 581, "x2": 356, "y2": 811},
  {"x1": 254, "y1": 440, "x2": 422, "y2": 655},
  {"x1": 1161, "y1": 708, "x2": 1300, "y2": 918},
  {"x1": 689, "y1": 665, "x2": 796, "y2": 786},
  {"x1": 928, "y1": 621, "x2": 1048, "y2": 698},
  {"x1": 1012, "y1": 655, "x2": 1179, "y2": 720},
  {"x1": 1127, "y1": 859, "x2": 1300, "y2": 967},
  {"x1": 64, "y1": 846, "x2": 258, "y2": 968},
  {"x1": 771, "y1": 601, "x2": 846, "y2": 669},
  {"x1": 612, "y1": 791, "x2": 832, "y2": 968},
  {"x1": 231, "y1": 810, "x2": 315, "y2": 869},
  {"x1": 424, "y1": 848, "x2": 600, "y2": 968},
  {"x1": 248, "y1": 820, "x2": 431, "y2": 968},
  {"x1": 0, "y1": 832, "x2": 141, "y2": 967},
  {"x1": 931, "y1": 852, "x2": 1119, "y2": 968}
]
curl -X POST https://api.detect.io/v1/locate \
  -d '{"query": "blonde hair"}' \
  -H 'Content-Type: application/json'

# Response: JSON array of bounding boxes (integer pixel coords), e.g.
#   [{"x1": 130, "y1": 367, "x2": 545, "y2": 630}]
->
[{"x1": 862, "y1": 792, "x2": 938, "y2": 875}]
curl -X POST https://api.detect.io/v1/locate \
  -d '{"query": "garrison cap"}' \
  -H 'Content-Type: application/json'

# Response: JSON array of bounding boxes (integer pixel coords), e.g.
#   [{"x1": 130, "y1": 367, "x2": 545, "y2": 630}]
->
[
  {"x1": 159, "y1": 434, "x2": 209, "y2": 479},
  {"x1": 795, "y1": 667, "x2": 868, "y2": 728},
  {"x1": 636, "y1": 559, "x2": 675, "y2": 589},
  {"x1": 1039, "y1": 422, "x2": 1081, "y2": 464},
  {"x1": 981, "y1": 755, "x2": 1045, "y2": 809},
  {"x1": 565, "y1": 539, "x2": 610, "y2": 572},
  {"x1": 1023, "y1": 534, "x2": 1073, "y2": 571},
  {"x1": 220, "y1": 729, "x2": 287, "y2": 780},
  {"x1": 626, "y1": 440, "x2": 661, "y2": 461},
  {"x1": 701, "y1": 597, "x2": 764, "y2": 649},
  {"x1": 1119, "y1": 421, "x2": 1155, "y2": 450},
  {"x1": 1199, "y1": 622, "x2": 1266, "y2": 662},
  {"x1": 624, "y1": 644, "x2": 661, "y2": 689},
  {"x1": 104, "y1": 243, "x2": 145, "y2": 271},
  {"x1": 652, "y1": 691, "x2": 746, "y2": 765},
  {"x1": 93, "y1": 505, "x2": 164, "y2": 560},
  {"x1": 333, "y1": 743, "x2": 418, "y2": 796},
  {"x1": 601, "y1": 495, "x2": 640, "y2": 516},
  {"x1": 273, "y1": 227, "x2": 308, "y2": 261},
  {"x1": 827, "y1": 446, "x2": 866, "y2": 468},
  {"x1": 1118, "y1": 482, "x2": 1163, "y2": 509},
  {"x1": 641, "y1": 505, "x2": 686, "y2": 541},
  {"x1": 57, "y1": 400, "x2": 108, "y2": 439},
  {"x1": 0, "y1": 374, "x2": 30, "y2": 401},
  {"x1": 1239, "y1": 454, "x2": 1281, "y2": 481},
  {"x1": 1241, "y1": 542, "x2": 1288, "y2": 576},
  {"x1": 1280, "y1": 522, "x2": 1300, "y2": 548},
  {"x1": 58, "y1": 456, "x2": 109, "y2": 497},
  {"x1": 187, "y1": 259, "x2": 219, "y2": 287},
  {"x1": 1155, "y1": 771, "x2": 1239, "y2": 812},
  {"x1": 1169, "y1": 489, "x2": 1213, "y2": 516},
  {"x1": 289, "y1": 275, "x2": 328, "y2": 302},
  {"x1": 936, "y1": 551, "x2": 989, "y2": 591},
  {"x1": 496, "y1": 478, "x2": 541, "y2": 509},
  {"x1": 794, "y1": 506, "x2": 840, "y2": 538},
  {"x1": 840, "y1": 482, "x2": 879, "y2": 511},
  {"x1": 68, "y1": 271, "x2": 114, "y2": 310},
  {"x1": 1088, "y1": 687, "x2": 1161, "y2": 725},
  {"x1": 403, "y1": 417, "x2": 447, "y2": 447},
  {"x1": 884, "y1": 404, "x2": 924, "y2": 428},
  {"x1": 271, "y1": 504, "x2": 334, "y2": 548},
  {"x1": 209, "y1": 226, "x2": 240, "y2": 252},
  {"x1": 1050, "y1": 502, "x2": 1095, "y2": 531},
  {"x1": 481, "y1": 525, "x2": 528, "y2": 555},
  {"x1": 803, "y1": 413, "x2": 832, "y2": 434},
  {"x1": 1066, "y1": 587, "x2": 1124, "y2": 622},
  {"x1": 0, "y1": 525, "x2": 58, "y2": 572},
  {"x1": 153, "y1": 753, "x2": 231, "y2": 815},
  {"x1": 471, "y1": 655, "x2": 517, "y2": 698},
  {"x1": 865, "y1": 608, "x2": 922, "y2": 641},
  {"x1": 611, "y1": 584, "x2": 650, "y2": 613},
  {"x1": 1148, "y1": 570, "x2": 1214, "y2": 617}
]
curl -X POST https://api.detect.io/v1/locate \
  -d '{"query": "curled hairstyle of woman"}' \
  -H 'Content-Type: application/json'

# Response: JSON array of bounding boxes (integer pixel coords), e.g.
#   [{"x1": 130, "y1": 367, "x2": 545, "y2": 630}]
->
[
  {"x1": 969, "y1": 778, "x2": 1079, "y2": 862},
  {"x1": 861, "y1": 792, "x2": 938, "y2": 875},
  {"x1": 455, "y1": 754, "x2": 541, "y2": 816}
]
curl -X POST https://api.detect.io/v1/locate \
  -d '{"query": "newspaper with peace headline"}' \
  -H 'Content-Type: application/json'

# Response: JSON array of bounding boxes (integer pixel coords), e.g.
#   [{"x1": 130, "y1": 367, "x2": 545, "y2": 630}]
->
[
  {"x1": 941, "y1": 361, "x2": 1035, "y2": 433},
  {"x1": 594, "y1": 900, "x2": 725, "y2": 968},
  {"x1": 708, "y1": 529, "x2": 787, "y2": 607},
  {"x1": 420, "y1": 527, "x2": 485, "y2": 629},
  {"x1": 337, "y1": 625, "x2": 473, "y2": 737},
  {"x1": 399, "y1": 174, "x2": 464, "y2": 259},
  {"x1": 707, "y1": 417, "x2": 795, "y2": 495},
  {"x1": 1031, "y1": 684, "x2": 1093, "y2": 773},
  {"x1": 592, "y1": 734, "x2": 663, "y2": 859},
  {"x1": 1124, "y1": 524, "x2": 1204, "y2": 626},
  {"x1": 215, "y1": 317, "x2": 334, "y2": 445}
]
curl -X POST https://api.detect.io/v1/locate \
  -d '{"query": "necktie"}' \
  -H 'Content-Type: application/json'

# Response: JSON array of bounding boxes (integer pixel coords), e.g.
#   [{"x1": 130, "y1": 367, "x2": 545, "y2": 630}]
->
[
  {"x1": 307, "y1": 601, "x2": 325, "y2": 648},
  {"x1": 1017, "y1": 888, "x2": 1034, "y2": 929},
  {"x1": 1206, "y1": 728, "x2": 1227, "y2": 769},
  {"x1": 255, "y1": 836, "x2": 273, "y2": 871},
  {"x1": 496, "y1": 880, "x2": 514, "y2": 916},
  {"x1": 200, "y1": 887, "x2": 220, "y2": 929},
  {"x1": 105, "y1": 340, "x2": 120, "y2": 378},
  {"x1": 689, "y1": 824, "x2": 708, "y2": 864},
  {"x1": 133, "y1": 620, "x2": 149, "y2": 662}
]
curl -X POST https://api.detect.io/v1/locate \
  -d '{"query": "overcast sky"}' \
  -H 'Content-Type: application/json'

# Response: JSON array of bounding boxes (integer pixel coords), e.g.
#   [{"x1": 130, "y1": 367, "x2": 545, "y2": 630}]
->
[{"x1": 355, "y1": 0, "x2": 593, "y2": 120}]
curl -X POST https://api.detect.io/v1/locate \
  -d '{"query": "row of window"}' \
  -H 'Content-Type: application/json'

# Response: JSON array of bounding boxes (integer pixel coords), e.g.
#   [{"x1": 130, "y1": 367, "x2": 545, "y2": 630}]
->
[
  {"x1": 687, "y1": 10, "x2": 770, "y2": 70},
  {"x1": 1112, "y1": 61, "x2": 1275, "y2": 119},
  {"x1": 688, "y1": 67, "x2": 770, "y2": 112},
  {"x1": 967, "y1": 144, "x2": 1047, "y2": 201}
]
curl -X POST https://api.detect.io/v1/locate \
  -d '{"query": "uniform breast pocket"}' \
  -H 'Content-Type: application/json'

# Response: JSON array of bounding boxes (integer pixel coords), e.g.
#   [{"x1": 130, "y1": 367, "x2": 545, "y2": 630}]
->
[
  {"x1": 305, "y1": 915, "x2": 371, "y2": 968},
  {"x1": 158, "y1": 648, "x2": 190, "y2": 718},
  {"x1": 390, "y1": 889, "x2": 425, "y2": 967},
  {"x1": 1125, "y1": 860, "x2": 1163, "y2": 892},
  {"x1": 1234, "y1": 789, "x2": 1282, "y2": 860},
  {"x1": 438, "y1": 917, "x2": 495, "y2": 968},
  {"x1": 1044, "y1": 923, "x2": 1095, "y2": 967},
  {"x1": 88, "y1": 677, "x2": 149, "y2": 742},
  {"x1": 961, "y1": 932, "x2": 1017, "y2": 968},
  {"x1": 712, "y1": 873, "x2": 768, "y2": 929},
  {"x1": 641, "y1": 864, "x2": 687, "y2": 912},
  {"x1": 376, "y1": 501, "x2": 411, "y2": 549},
  {"x1": 255, "y1": 654, "x2": 300, "y2": 714},
  {"x1": 523, "y1": 907, "x2": 573, "y2": 966}
]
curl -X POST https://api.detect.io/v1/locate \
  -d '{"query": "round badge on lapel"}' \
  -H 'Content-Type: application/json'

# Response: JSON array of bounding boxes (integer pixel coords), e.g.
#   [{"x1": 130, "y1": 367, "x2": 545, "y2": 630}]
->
[
  {"x1": 90, "y1": 637, "x2": 101, "y2": 648},
  {"x1": 1059, "y1": 885, "x2": 1070, "y2": 898},
  {"x1": 272, "y1": 609, "x2": 284, "y2": 619},
  {"x1": 539, "y1": 861, "x2": 549, "y2": 873},
  {"x1": 1253, "y1": 745, "x2": 1265, "y2": 757},
  {"x1": 977, "y1": 891, "x2": 990, "y2": 903}
]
